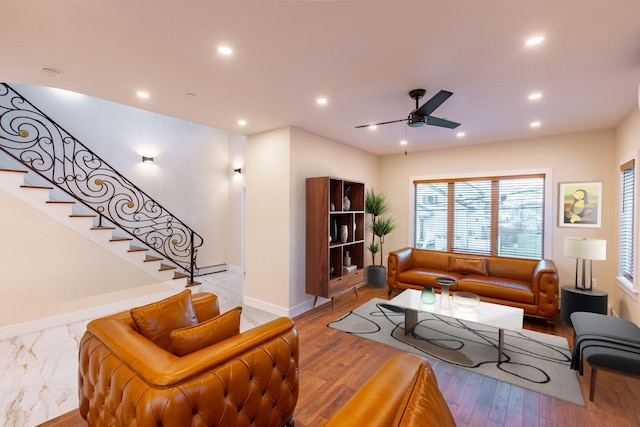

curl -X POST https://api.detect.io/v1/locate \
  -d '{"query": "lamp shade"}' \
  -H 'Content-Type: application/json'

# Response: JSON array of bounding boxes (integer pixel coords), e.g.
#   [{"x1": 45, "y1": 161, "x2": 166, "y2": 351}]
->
[{"x1": 564, "y1": 237, "x2": 606, "y2": 261}]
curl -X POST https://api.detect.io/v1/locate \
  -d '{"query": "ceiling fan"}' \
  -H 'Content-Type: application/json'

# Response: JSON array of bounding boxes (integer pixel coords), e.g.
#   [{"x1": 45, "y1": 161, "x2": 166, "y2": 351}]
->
[{"x1": 355, "y1": 89, "x2": 460, "y2": 129}]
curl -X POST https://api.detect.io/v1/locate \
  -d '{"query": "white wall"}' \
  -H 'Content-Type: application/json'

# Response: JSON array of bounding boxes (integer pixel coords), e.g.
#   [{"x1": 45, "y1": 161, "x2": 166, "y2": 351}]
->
[
  {"x1": 615, "y1": 107, "x2": 640, "y2": 322},
  {"x1": 244, "y1": 127, "x2": 378, "y2": 316},
  {"x1": 9, "y1": 83, "x2": 240, "y2": 268},
  {"x1": 379, "y1": 129, "x2": 618, "y2": 301}
]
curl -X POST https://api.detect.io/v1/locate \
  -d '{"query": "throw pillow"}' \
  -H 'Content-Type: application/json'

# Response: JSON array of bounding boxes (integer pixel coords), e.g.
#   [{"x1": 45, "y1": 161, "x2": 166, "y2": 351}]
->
[
  {"x1": 130, "y1": 289, "x2": 198, "y2": 352},
  {"x1": 447, "y1": 256, "x2": 489, "y2": 276},
  {"x1": 170, "y1": 306, "x2": 243, "y2": 356}
]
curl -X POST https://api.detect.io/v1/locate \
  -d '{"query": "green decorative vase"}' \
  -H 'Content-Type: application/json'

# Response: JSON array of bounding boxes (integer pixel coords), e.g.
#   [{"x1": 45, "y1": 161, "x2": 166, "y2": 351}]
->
[{"x1": 421, "y1": 286, "x2": 436, "y2": 304}]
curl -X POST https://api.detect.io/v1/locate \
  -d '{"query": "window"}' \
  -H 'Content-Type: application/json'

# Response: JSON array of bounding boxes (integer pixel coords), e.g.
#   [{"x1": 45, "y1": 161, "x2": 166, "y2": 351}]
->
[
  {"x1": 619, "y1": 160, "x2": 634, "y2": 287},
  {"x1": 414, "y1": 174, "x2": 545, "y2": 259}
]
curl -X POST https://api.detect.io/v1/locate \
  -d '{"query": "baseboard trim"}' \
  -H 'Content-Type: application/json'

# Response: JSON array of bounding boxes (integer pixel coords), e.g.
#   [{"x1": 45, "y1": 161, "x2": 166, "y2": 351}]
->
[
  {"x1": 195, "y1": 263, "x2": 229, "y2": 277},
  {"x1": 243, "y1": 295, "x2": 290, "y2": 318},
  {"x1": 0, "y1": 284, "x2": 179, "y2": 340}
]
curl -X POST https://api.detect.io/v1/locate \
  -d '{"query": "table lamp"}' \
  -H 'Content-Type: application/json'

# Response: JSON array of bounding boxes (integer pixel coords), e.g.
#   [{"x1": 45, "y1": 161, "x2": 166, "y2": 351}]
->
[{"x1": 564, "y1": 237, "x2": 606, "y2": 291}]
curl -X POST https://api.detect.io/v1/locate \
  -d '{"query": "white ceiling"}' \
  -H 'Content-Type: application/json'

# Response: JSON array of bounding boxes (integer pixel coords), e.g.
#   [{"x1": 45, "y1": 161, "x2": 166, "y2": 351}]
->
[{"x1": 1, "y1": 0, "x2": 639, "y2": 155}]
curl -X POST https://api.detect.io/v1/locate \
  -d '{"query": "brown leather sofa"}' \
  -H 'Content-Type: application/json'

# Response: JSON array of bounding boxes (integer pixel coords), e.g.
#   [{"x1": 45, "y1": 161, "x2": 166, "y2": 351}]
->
[
  {"x1": 388, "y1": 247, "x2": 559, "y2": 322},
  {"x1": 78, "y1": 291, "x2": 299, "y2": 427},
  {"x1": 325, "y1": 352, "x2": 456, "y2": 427}
]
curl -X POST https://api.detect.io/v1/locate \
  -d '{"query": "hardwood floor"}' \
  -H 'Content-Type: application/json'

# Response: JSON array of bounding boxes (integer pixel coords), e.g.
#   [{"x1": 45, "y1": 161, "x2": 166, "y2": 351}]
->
[{"x1": 40, "y1": 286, "x2": 640, "y2": 427}]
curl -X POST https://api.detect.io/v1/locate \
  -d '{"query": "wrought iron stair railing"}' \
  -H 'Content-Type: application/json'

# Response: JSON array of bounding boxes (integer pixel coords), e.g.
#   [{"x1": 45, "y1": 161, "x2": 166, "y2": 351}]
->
[{"x1": 0, "y1": 83, "x2": 203, "y2": 283}]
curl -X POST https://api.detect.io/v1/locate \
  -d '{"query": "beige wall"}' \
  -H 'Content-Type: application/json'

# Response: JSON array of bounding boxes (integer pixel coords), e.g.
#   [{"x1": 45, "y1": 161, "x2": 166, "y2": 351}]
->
[
  {"x1": 614, "y1": 107, "x2": 640, "y2": 322},
  {"x1": 0, "y1": 188, "x2": 166, "y2": 327},
  {"x1": 379, "y1": 129, "x2": 618, "y2": 303},
  {"x1": 245, "y1": 127, "x2": 292, "y2": 314},
  {"x1": 226, "y1": 134, "x2": 246, "y2": 269},
  {"x1": 289, "y1": 127, "x2": 379, "y2": 313},
  {"x1": 244, "y1": 127, "x2": 378, "y2": 316}
]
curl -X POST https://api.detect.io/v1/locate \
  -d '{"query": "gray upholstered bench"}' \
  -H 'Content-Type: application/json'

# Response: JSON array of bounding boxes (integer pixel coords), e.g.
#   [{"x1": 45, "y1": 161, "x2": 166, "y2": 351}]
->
[{"x1": 570, "y1": 311, "x2": 640, "y2": 401}]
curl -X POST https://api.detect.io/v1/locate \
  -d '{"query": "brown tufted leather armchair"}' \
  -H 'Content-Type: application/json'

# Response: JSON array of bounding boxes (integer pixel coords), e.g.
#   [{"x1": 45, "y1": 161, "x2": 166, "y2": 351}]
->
[{"x1": 78, "y1": 292, "x2": 299, "y2": 427}]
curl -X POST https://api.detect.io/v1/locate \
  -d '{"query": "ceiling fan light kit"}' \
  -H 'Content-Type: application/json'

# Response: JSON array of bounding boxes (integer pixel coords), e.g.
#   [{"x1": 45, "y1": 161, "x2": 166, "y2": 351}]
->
[
  {"x1": 407, "y1": 113, "x2": 427, "y2": 128},
  {"x1": 355, "y1": 88, "x2": 460, "y2": 130}
]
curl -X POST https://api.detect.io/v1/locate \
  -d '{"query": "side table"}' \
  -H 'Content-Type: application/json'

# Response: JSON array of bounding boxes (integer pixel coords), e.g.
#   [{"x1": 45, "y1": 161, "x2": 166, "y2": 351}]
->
[{"x1": 560, "y1": 286, "x2": 608, "y2": 326}]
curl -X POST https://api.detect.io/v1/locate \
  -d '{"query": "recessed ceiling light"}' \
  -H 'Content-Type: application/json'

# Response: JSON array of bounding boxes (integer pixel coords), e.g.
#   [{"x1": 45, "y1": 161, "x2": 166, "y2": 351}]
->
[
  {"x1": 530, "y1": 121, "x2": 541, "y2": 128},
  {"x1": 218, "y1": 46, "x2": 233, "y2": 55},
  {"x1": 457, "y1": 132, "x2": 465, "y2": 138},
  {"x1": 400, "y1": 140, "x2": 408, "y2": 146},
  {"x1": 316, "y1": 97, "x2": 328, "y2": 105},
  {"x1": 525, "y1": 35, "x2": 544, "y2": 47},
  {"x1": 529, "y1": 92, "x2": 543, "y2": 100},
  {"x1": 237, "y1": 119, "x2": 247, "y2": 126},
  {"x1": 368, "y1": 125, "x2": 377, "y2": 130},
  {"x1": 137, "y1": 91, "x2": 150, "y2": 99}
]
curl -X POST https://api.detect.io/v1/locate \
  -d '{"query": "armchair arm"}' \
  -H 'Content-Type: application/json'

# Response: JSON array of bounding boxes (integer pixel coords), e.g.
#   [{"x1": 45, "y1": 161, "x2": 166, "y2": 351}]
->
[
  {"x1": 532, "y1": 259, "x2": 559, "y2": 318},
  {"x1": 325, "y1": 353, "x2": 455, "y2": 427},
  {"x1": 387, "y1": 247, "x2": 414, "y2": 290}
]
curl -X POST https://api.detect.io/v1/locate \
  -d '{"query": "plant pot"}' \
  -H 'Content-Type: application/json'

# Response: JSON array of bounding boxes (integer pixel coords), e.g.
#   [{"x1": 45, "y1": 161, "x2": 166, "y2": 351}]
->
[{"x1": 366, "y1": 265, "x2": 387, "y2": 288}]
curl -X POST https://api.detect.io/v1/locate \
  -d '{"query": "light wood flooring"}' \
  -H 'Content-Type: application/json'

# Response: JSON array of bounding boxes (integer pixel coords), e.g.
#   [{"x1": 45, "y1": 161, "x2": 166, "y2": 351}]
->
[{"x1": 40, "y1": 286, "x2": 640, "y2": 427}]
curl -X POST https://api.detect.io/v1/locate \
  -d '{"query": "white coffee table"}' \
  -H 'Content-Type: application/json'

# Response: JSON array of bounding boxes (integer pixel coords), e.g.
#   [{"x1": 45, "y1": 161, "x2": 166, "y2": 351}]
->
[{"x1": 389, "y1": 289, "x2": 524, "y2": 362}]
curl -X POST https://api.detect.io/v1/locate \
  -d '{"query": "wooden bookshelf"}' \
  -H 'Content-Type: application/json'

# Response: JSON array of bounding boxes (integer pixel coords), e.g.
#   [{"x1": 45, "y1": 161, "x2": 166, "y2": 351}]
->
[{"x1": 306, "y1": 177, "x2": 365, "y2": 308}]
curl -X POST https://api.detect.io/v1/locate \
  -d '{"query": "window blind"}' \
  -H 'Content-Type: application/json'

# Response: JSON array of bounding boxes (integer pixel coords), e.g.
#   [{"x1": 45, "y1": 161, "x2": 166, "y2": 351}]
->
[
  {"x1": 619, "y1": 160, "x2": 634, "y2": 282},
  {"x1": 414, "y1": 174, "x2": 545, "y2": 259},
  {"x1": 497, "y1": 177, "x2": 544, "y2": 259}
]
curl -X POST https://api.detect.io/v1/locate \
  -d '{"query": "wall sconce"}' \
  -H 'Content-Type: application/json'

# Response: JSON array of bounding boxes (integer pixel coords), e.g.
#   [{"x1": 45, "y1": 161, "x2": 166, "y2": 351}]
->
[
  {"x1": 233, "y1": 167, "x2": 242, "y2": 175},
  {"x1": 142, "y1": 156, "x2": 154, "y2": 164},
  {"x1": 564, "y1": 237, "x2": 606, "y2": 291}
]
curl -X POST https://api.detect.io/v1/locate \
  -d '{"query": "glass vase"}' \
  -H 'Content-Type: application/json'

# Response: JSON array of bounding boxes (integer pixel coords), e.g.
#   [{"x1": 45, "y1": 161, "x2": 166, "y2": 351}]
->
[{"x1": 421, "y1": 286, "x2": 436, "y2": 304}]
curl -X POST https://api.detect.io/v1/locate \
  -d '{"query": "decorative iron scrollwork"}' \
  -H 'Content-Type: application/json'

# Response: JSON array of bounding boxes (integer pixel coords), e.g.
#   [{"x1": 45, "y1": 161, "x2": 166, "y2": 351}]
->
[{"x1": 0, "y1": 83, "x2": 203, "y2": 280}]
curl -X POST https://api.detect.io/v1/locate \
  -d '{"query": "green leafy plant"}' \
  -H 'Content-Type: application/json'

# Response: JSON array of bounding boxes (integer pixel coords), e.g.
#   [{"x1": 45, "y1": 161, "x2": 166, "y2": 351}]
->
[{"x1": 365, "y1": 189, "x2": 397, "y2": 266}]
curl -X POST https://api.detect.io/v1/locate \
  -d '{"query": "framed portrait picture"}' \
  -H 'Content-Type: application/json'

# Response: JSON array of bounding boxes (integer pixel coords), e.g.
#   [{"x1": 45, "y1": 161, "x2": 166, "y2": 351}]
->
[{"x1": 558, "y1": 182, "x2": 602, "y2": 228}]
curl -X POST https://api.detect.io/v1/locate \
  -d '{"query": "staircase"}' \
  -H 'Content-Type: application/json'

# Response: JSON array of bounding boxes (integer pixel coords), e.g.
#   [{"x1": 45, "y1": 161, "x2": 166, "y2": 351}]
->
[
  {"x1": 0, "y1": 83, "x2": 203, "y2": 286},
  {"x1": 0, "y1": 165, "x2": 197, "y2": 285}
]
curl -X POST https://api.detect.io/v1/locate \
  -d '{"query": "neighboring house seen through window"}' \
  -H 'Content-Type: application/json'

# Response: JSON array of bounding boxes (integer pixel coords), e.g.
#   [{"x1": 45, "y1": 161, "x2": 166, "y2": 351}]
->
[{"x1": 413, "y1": 174, "x2": 545, "y2": 259}]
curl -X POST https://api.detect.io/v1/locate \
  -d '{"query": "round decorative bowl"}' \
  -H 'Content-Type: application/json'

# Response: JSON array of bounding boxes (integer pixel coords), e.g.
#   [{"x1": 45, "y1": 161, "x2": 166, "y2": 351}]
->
[
  {"x1": 435, "y1": 278, "x2": 456, "y2": 286},
  {"x1": 452, "y1": 291, "x2": 480, "y2": 308}
]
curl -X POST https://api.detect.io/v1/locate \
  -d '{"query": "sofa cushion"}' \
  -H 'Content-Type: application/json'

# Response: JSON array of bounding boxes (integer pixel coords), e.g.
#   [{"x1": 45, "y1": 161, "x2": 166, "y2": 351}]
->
[
  {"x1": 398, "y1": 269, "x2": 462, "y2": 288},
  {"x1": 458, "y1": 276, "x2": 535, "y2": 304},
  {"x1": 447, "y1": 256, "x2": 489, "y2": 276},
  {"x1": 130, "y1": 290, "x2": 198, "y2": 352},
  {"x1": 170, "y1": 306, "x2": 243, "y2": 356}
]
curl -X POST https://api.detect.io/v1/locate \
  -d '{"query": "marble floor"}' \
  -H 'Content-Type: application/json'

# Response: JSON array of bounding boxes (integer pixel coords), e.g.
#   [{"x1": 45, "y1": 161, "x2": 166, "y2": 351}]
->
[{"x1": 0, "y1": 271, "x2": 276, "y2": 427}]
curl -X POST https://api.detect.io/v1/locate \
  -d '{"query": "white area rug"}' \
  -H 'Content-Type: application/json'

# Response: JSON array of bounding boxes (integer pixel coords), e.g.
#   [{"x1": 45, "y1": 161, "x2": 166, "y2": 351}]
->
[{"x1": 328, "y1": 298, "x2": 585, "y2": 406}]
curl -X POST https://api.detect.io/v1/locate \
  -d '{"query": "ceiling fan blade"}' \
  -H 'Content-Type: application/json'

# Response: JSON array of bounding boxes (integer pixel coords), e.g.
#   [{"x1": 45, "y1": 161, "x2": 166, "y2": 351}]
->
[
  {"x1": 355, "y1": 118, "x2": 407, "y2": 128},
  {"x1": 426, "y1": 116, "x2": 461, "y2": 129},
  {"x1": 415, "y1": 90, "x2": 453, "y2": 117}
]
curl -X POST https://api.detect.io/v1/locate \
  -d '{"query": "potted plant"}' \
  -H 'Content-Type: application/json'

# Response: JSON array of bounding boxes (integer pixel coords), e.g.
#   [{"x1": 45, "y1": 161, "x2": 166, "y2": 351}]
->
[{"x1": 365, "y1": 189, "x2": 397, "y2": 288}]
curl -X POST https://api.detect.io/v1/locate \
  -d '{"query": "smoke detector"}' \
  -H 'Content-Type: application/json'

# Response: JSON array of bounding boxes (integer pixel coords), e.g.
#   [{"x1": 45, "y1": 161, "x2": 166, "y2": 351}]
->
[{"x1": 41, "y1": 67, "x2": 62, "y2": 78}]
